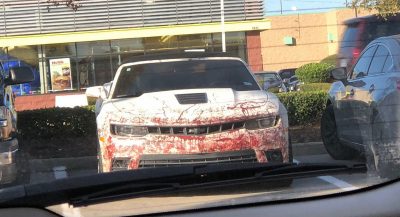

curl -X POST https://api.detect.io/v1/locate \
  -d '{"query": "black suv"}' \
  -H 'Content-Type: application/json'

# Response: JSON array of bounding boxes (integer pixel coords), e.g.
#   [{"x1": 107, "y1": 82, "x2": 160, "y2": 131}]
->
[{"x1": 338, "y1": 13, "x2": 400, "y2": 70}]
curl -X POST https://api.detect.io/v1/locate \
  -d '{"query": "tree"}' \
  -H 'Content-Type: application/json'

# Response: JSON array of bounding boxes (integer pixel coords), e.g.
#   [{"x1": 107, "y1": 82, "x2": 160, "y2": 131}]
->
[
  {"x1": 47, "y1": 0, "x2": 82, "y2": 11},
  {"x1": 351, "y1": 0, "x2": 400, "y2": 15}
]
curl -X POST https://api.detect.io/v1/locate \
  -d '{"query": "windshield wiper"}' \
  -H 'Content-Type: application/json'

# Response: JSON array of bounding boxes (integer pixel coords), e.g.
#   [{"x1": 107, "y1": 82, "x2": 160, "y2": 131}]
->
[{"x1": 69, "y1": 162, "x2": 366, "y2": 207}]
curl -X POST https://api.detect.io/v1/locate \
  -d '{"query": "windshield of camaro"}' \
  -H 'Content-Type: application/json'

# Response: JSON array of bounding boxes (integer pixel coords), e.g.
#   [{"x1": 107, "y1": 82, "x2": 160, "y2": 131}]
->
[
  {"x1": 1, "y1": 0, "x2": 400, "y2": 216},
  {"x1": 113, "y1": 60, "x2": 260, "y2": 98}
]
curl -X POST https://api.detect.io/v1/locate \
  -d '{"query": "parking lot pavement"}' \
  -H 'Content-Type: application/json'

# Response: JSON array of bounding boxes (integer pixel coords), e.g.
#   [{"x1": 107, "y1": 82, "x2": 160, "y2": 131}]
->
[
  {"x1": 22, "y1": 142, "x2": 378, "y2": 190},
  {"x1": 28, "y1": 156, "x2": 97, "y2": 184}
]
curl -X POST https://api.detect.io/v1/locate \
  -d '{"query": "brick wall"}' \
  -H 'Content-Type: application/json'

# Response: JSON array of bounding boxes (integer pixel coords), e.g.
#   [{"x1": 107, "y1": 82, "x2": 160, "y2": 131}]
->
[
  {"x1": 246, "y1": 31, "x2": 263, "y2": 71},
  {"x1": 15, "y1": 92, "x2": 85, "y2": 111},
  {"x1": 260, "y1": 9, "x2": 375, "y2": 71}
]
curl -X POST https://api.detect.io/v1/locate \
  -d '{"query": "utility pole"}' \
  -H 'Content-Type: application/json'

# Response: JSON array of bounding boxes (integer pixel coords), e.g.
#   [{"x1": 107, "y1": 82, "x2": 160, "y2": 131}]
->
[{"x1": 220, "y1": 0, "x2": 226, "y2": 52}]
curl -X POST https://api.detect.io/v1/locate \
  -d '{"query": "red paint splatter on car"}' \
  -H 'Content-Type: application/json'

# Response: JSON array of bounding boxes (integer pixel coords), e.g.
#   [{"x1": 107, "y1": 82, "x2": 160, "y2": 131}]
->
[{"x1": 97, "y1": 98, "x2": 289, "y2": 172}]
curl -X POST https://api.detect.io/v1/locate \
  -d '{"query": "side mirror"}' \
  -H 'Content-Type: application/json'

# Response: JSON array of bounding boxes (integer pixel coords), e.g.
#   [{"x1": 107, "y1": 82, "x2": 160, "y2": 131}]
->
[
  {"x1": 6, "y1": 66, "x2": 34, "y2": 86},
  {"x1": 85, "y1": 86, "x2": 102, "y2": 98},
  {"x1": 331, "y1": 67, "x2": 348, "y2": 81},
  {"x1": 102, "y1": 82, "x2": 112, "y2": 97}
]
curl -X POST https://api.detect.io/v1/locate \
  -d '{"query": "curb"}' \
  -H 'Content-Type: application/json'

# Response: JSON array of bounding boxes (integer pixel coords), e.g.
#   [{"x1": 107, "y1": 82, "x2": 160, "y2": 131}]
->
[
  {"x1": 28, "y1": 142, "x2": 328, "y2": 172},
  {"x1": 30, "y1": 156, "x2": 97, "y2": 172},
  {"x1": 292, "y1": 142, "x2": 327, "y2": 156}
]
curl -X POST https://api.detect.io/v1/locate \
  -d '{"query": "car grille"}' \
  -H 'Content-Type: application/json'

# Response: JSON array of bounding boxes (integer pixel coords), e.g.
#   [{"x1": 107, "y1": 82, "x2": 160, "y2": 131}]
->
[
  {"x1": 175, "y1": 93, "x2": 207, "y2": 104},
  {"x1": 139, "y1": 150, "x2": 257, "y2": 168},
  {"x1": 147, "y1": 121, "x2": 245, "y2": 135}
]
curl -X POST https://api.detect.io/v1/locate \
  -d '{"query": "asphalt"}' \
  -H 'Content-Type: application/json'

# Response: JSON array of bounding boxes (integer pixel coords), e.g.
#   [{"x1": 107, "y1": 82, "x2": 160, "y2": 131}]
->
[
  {"x1": 27, "y1": 142, "x2": 326, "y2": 174},
  {"x1": 0, "y1": 141, "x2": 377, "y2": 188}
]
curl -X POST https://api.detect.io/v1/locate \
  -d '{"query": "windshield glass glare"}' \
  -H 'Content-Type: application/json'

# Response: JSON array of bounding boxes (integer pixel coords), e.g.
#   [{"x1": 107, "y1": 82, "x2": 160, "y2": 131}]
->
[
  {"x1": 113, "y1": 59, "x2": 259, "y2": 98},
  {"x1": 0, "y1": 0, "x2": 399, "y2": 216}
]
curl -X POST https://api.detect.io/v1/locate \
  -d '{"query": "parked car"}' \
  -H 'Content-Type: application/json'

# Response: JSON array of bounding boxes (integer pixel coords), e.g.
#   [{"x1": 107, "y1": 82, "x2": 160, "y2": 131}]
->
[
  {"x1": 86, "y1": 53, "x2": 291, "y2": 172},
  {"x1": 278, "y1": 68, "x2": 297, "y2": 80},
  {"x1": 276, "y1": 68, "x2": 300, "y2": 91},
  {"x1": 253, "y1": 71, "x2": 288, "y2": 93},
  {"x1": 0, "y1": 55, "x2": 41, "y2": 96},
  {"x1": 0, "y1": 63, "x2": 34, "y2": 184},
  {"x1": 338, "y1": 13, "x2": 400, "y2": 71},
  {"x1": 322, "y1": 35, "x2": 400, "y2": 178},
  {"x1": 284, "y1": 75, "x2": 300, "y2": 92}
]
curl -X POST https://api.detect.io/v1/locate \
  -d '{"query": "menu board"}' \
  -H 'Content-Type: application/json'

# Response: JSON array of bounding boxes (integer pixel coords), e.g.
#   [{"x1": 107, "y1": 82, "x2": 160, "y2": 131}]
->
[{"x1": 50, "y1": 58, "x2": 73, "y2": 91}]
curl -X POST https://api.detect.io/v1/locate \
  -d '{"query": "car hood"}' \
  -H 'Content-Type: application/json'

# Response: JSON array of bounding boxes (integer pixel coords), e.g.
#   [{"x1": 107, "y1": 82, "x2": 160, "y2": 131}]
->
[{"x1": 104, "y1": 88, "x2": 280, "y2": 126}]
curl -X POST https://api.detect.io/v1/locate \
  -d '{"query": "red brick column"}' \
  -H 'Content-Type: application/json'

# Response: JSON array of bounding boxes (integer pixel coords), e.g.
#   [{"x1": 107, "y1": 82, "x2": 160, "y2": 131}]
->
[
  {"x1": 246, "y1": 31, "x2": 263, "y2": 72},
  {"x1": 15, "y1": 92, "x2": 85, "y2": 111}
]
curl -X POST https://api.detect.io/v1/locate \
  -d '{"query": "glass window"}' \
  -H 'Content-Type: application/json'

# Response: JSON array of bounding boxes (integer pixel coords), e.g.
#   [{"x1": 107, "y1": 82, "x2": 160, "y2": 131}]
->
[
  {"x1": 211, "y1": 32, "x2": 247, "y2": 61},
  {"x1": 2, "y1": 46, "x2": 41, "y2": 95},
  {"x1": 44, "y1": 43, "x2": 76, "y2": 57},
  {"x1": 178, "y1": 34, "x2": 211, "y2": 50},
  {"x1": 113, "y1": 60, "x2": 258, "y2": 98},
  {"x1": 382, "y1": 52, "x2": 393, "y2": 72},
  {"x1": 111, "y1": 38, "x2": 144, "y2": 54},
  {"x1": 351, "y1": 46, "x2": 376, "y2": 79},
  {"x1": 368, "y1": 45, "x2": 389, "y2": 76},
  {"x1": 78, "y1": 55, "x2": 112, "y2": 87},
  {"x1": 144, "y1": 36, "x2": 179, "y2": 53},
  {"x1": 75, "y1": 41, "x2": 112, "y2": 87},
  {"x1": 111, "y1": 38, "x2": 145, "y2": 73},
  {"x1": 76, "y1": 41, "x2": 111, "y2": 57},
  {"x1": 341, "y1": 24, "x2": 359, "y2": 47}
]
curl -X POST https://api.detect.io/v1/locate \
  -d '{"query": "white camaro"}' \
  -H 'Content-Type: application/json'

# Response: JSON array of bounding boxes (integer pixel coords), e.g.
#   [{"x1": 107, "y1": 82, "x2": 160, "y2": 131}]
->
[{"x1": 86, "y1": 53, "x2": 291, "y2": 172}]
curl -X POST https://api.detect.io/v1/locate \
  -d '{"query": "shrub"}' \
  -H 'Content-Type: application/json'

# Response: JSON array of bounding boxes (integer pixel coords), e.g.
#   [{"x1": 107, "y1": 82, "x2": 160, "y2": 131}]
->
[
  {"x1": 87, "y1": 97, "x2": 98, "y2": 106},
  {"x1": 295, "y1": 63, "x2": 334, "y2": 83},
  {"x1": 320, "y1": 54, "x2": 337, "y2": 66},
  {"x1": 17, "y1": 91, "x2": 328, "y2": 140},
  {"x1": 18, "y1": 106, "x2": 96, "y2": 140},
  {"x1": 299, "y1": 83, "x2": 331, "y2": 92},
  {"x1": 277, "y1": 91, "x2": 328, "y2": 126}
]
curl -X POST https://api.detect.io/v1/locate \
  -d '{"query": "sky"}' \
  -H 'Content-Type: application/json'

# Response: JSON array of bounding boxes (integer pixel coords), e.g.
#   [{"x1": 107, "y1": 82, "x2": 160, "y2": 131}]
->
[{"x1": 264, "y1": 0, "x2": 350, "y2": 15}]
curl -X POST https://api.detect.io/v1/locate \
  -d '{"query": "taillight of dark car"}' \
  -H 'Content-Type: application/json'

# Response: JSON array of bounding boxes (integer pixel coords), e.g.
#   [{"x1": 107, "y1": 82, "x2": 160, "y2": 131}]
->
[{"x1": 351, "y1": 47, "x2": 361, "y2": 65}]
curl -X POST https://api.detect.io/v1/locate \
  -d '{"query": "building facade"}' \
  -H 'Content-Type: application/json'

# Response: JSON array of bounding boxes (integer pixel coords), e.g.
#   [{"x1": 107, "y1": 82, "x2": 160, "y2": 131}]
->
[
  {"x1": 261, "y1": 9, "x2": 375, "y2": 71},
  {"x1": 0, "y1": 0, "x2": 268, "y2": 97}
]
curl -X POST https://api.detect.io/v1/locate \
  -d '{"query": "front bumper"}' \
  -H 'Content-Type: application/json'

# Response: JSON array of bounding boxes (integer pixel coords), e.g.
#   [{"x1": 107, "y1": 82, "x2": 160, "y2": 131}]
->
[
  {"x1": 0, "y1": 138, "x2": 18, "y2": 184},
  {"x1": 100, "y1": 119, "x2": 289, "y2": 172}
]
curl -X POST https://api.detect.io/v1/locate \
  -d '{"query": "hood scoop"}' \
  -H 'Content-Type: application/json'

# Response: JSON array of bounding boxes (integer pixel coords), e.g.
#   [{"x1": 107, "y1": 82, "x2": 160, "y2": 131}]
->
[{"x1": 175, "y1": 93, "x2": 208, "y2": 104}]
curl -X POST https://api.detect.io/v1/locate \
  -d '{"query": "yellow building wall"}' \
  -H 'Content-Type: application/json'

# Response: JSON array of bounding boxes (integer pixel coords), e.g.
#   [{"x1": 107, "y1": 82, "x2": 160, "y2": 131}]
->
[{"x1": 260, "y1": 9, "x2": 376, "y2": 71}]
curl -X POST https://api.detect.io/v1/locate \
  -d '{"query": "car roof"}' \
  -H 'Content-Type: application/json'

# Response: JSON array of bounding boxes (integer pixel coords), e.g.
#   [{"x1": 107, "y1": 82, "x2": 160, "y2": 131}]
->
[
  {"x1": 121, "y1": 52, "x2": 239, "y2": 64},
  {"x1": 344, "y1": 13, "x2": 400, "y2": 25},
  {"x1": 372, "y1": 34, "x2": 400, "y2": 42}
]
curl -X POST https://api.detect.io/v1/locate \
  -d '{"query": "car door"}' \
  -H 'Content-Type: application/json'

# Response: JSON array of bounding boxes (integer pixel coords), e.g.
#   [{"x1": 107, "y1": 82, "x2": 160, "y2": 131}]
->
[
  {"x1": 334, "y1": 45, "x2": 378, "y2": 147},
  {"x1": 349, "y1": 44, "x2": 393, "y2": 146}
]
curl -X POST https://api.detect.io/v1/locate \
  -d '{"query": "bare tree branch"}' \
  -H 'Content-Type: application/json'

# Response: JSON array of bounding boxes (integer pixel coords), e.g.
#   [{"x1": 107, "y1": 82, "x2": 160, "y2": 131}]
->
[{"x1": 46, "y1": 0, "x2": 82, "y2": 11}]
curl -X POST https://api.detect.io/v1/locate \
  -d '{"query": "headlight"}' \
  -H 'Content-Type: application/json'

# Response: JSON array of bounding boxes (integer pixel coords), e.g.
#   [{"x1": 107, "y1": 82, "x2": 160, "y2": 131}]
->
[
  {"x1": 245, "y1": 116, "x2": 278, "y2": 130},
  {"x1": 110, "y1": 124, "x2": 148, "y2": 137}
]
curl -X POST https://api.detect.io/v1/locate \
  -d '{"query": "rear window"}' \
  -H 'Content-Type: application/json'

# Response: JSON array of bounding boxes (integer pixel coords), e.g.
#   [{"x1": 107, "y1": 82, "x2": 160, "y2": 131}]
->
[
  {"x1": 278, "y1": 70, "x2": 295, "y2": 79},
  {"x1": 341, "y1": 24, "x2": 359, "y2": 48},
  {"x1": 254, "y1": 73, "x2": 280, "y2": 87},
  {"x1": 113, "y1": 59, "x2": 260, "y2": 98}
]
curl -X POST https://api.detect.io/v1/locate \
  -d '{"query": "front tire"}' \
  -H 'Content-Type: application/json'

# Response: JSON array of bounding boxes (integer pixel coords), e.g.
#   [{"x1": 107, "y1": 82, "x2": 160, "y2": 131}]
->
[{"x1": 321, "y1": 105, "x2": 359, "y2": 160}]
